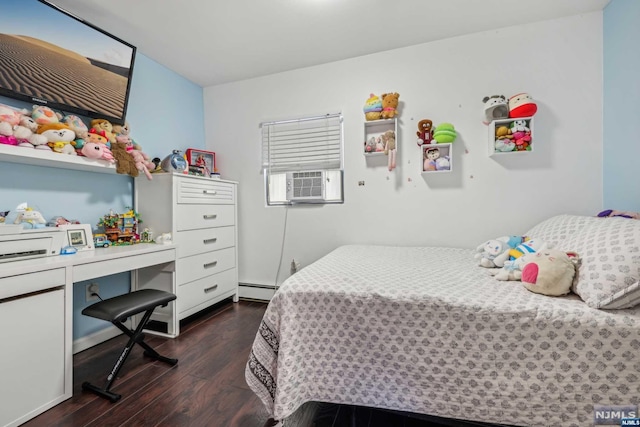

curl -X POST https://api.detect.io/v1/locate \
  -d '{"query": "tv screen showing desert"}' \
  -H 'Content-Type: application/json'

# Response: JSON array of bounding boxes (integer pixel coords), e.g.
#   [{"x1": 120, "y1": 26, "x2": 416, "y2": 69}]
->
[{"x1": 0, "y1": 0, "x2": 135, "y2": 120}]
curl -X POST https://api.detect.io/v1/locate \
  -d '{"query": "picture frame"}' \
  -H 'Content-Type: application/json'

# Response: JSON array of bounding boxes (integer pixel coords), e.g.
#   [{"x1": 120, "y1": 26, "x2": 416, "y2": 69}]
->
[
  {"x1": 185, "y1": 148, "x2": 216, "y2": 177},
  {"x1": 59, "y1": 224, "x2": 95, "y2": 251}
]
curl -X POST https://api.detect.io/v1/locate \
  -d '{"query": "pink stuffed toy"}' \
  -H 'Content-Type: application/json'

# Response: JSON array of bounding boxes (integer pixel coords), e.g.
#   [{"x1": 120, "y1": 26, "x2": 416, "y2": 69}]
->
[
  {"x1": 81, "y1": 142, "x2": 114, "y2": 162},
  {"x1": 129, "y1": 149, "x2": 154, "y2": 180}
]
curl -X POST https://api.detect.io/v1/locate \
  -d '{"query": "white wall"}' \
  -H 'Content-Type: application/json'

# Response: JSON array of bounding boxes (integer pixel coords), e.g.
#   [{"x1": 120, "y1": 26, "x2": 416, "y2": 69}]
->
[{"x1": 203, "y1": 13, "x2": 603, "y2": 288}]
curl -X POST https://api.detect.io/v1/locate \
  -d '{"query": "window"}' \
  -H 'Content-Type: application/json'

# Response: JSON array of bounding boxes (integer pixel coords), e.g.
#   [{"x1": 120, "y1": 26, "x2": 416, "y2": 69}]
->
[{"x1": 261, "y1": 113, "x2": 344, "y2": 205}]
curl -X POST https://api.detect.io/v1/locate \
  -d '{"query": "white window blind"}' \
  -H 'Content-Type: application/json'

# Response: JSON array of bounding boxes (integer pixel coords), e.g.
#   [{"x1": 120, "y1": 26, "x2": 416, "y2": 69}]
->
[
  {"x1": 261, "y1": 113, "x2": 343, "y2": 173},
  {"x1": 260, "y1": 112, "x2": 344, "y2": 206}
]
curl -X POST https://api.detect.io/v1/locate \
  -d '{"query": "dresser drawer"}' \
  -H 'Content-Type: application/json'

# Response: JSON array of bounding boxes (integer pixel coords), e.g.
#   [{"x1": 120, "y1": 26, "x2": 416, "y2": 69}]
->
[
  {"x1": 177, "y1": 268, "x2": 236, "y2": 315},
  {"x1": 176, "y1": 247, "x2": 235, "y2": 285},
  {"x1": 177, "y1": 178, "x2": 235, "y2": 204},
  {"x1": 174, "y1": 226, "x2": 235, "y2": 259},
  {"x1": 0, "y1": 268, "x2": 66, "y2": 300},
  {"x1": 175, "y1": 204, "x2": 235, "y2": 231}
]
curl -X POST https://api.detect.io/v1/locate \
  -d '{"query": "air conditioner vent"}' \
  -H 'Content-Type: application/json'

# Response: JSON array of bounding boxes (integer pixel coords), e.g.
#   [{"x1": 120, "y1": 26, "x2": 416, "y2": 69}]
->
[{"x1": 286, "y1": 171, "x2": 326, "y2": 202}]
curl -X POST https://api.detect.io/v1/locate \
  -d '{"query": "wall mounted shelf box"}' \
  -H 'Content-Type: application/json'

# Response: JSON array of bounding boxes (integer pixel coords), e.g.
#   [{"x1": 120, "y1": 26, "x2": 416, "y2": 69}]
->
[
  {"x1": 488, "y1": 117, "x2": 534, "y2": 156},
  {"x1": 363, "y1": 118, "x2": 397, "y2": 157}
]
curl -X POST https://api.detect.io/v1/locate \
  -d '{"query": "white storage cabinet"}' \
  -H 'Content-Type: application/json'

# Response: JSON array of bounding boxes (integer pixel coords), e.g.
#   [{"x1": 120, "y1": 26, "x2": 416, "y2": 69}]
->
[{"x1": 135, "y1": 174, "x2": 238, "y2": 322}]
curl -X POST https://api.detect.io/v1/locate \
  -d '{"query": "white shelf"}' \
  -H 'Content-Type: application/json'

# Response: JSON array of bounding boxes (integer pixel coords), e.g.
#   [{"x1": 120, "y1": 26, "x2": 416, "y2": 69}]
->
[
  {"x1": 421, "y1": 143, "x2": 453, "y2": 174},
  {"x1": 488, "y1": 117, "x2": 534, "y2": 156},
  {"x1": 0, "y1": 144, "x2": 116, "y2": 174},
  {"x1": 364, "y1": 118, "x2": 397, "y2": 156}
]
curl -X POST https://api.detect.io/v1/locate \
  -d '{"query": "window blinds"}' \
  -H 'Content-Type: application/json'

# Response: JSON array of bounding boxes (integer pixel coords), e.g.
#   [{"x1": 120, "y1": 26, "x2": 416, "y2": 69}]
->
[{"x1": 261, "y1": 113, "x2": 343, "y2": 173}]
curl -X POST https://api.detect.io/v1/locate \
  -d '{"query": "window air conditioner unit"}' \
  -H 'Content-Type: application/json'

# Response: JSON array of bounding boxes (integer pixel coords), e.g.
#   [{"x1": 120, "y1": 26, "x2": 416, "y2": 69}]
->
[{"x1": 286, "y1": 171, "x2": 326, "y2": 202}]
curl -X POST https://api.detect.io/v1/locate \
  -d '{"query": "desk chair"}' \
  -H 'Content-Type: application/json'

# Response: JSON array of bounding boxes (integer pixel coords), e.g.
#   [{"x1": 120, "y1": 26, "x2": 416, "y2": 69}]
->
[{"x1": 81, "y1": 289, "x2": 178, "y2": 402}]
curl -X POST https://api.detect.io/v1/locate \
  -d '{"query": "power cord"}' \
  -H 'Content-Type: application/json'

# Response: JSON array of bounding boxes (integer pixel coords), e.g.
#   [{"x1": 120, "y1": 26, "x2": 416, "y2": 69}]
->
[{"x1": 273, "y1": 205, "x2": 289, "y2": 294}]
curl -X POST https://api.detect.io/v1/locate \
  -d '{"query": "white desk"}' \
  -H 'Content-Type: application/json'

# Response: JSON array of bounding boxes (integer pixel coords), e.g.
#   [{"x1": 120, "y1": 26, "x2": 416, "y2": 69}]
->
[{"x1": 0, "y1": 244, "x2": 177, "y2": 427}]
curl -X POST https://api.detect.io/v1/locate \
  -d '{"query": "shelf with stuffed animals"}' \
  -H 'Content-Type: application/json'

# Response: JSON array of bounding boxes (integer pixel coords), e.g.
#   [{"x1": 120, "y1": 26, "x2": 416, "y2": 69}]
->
[
  {"x1": 417, "y1": 119, "x2": 456, "y2": 174},
  {"x1": 0, "y1": 143, "x2": 116, "y2": 173},
  {"x1": 362, "y1": 92, "x2": 400, "y2": 172},
  {"x1": 483, "y1": 92, "x2": 538, "y2": 156}
]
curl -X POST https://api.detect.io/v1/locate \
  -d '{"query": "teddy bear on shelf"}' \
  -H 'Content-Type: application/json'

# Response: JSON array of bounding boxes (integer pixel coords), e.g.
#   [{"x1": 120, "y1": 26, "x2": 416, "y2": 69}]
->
[
  {"x1": 90, "y1": 119, "x2": 117, "y2": 145},
  {"x1": 112, "y1": 121, "x2": 140, "y2": 151},
  {"x1": 416, "y1": 119, "x2": 433, "y2": 146},
  {"x1": 380, "y1": 92, "x2": 400, "y2": 119},
  {"x1": 110, "y1": 141, "x2": 139, "y2": 177},
  {"x1": 382, "y1": 130, "x2": 396, "y2": 171}
]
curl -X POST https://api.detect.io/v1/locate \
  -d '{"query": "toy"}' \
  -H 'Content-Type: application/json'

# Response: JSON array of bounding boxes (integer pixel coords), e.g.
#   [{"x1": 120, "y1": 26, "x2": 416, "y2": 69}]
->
[
  {"x1": 13, "y1": 207, "x2": 47, "y2": 229},
  {"x1": 382, "y1": 130, "x2": 396, "y2": 171},
  {"x1": 363, "y1": 94, "x2": 383, "y2": 121},
  {"x1": 61, "y1": 114, "x2": 89, "y2": 150},
  {"x1": 14, "y1": 114, "x2": 48, "y2": 148},
  {"x1": 475, "y1": 235, "x2": 524, "y2": 268},
  {"x1": 432, "y1": 123, "x2": 456, "y2": 143},
  {"x1": 416, "y1": 119, "x2": 433, "y2": 146},
  {"x1": 85, "y1": 128, "x2": 110, "y2": 146},
  {"x1": 508, "y1": 237, "x2": 548, "y2": 260},
  {"x1": 364, "y1": 137, "x2": 376, "y2": 153},
  {"x1": 112, "y1": 121, "x2": 141, "y2": 151},
  {"x1": 521, "y1": 250, "x2": 579, "y2": 296},
  {"x1": 0, "y1": 121, "x2": 18, "y2": 145},
  {"x1": 129, "y1": 149, "x2": 154, "y2": 180},
  {"x1": 508, "y1": 93, "x2": 537, "y2": 118},
  {"x1": 375, "y1": 136, "x2": 384, "y2": 152},
  {"x1": 93, "y1": 234, "x2": 111, "y2": 248},
  {"x1": 598, "y1": 209, "x2": 640, "y2": 219},
  {"x1": 380, "y1": 92, "x2": 400, "y2": 119},
  {"x1": 31, "y1": 105, "x2": 62, "y2": 125},
  {"x1": 494, "y1": 125, "x2": 515, "y2": 152},
  {"x1": 90, "y1": 119, "x2": 116, "y2": 144},
  {"x1": 423, "y1": 146, "x2": 450, "y2": 171},
  {"x1": 37, "y1": 123, "x2": 77, "y2": 155},
  {"x1": 491, "y1": 256, "x2": 529, "y2": 281},
  {"x1": 0, "y1": 103, "x2": 29, "y2": 126},
  {"x1": 81, "y1": 142, "x2": 115, "y2": 161},
  {"x1": 0, "y1": 210, "x2": 9, "y2": 223},
  {"x1": 111, "y1": 141, "x2": 140, "y2": 177},
  {"x1": 482, "y1": 95, "x2": 509, "y2": 124}
]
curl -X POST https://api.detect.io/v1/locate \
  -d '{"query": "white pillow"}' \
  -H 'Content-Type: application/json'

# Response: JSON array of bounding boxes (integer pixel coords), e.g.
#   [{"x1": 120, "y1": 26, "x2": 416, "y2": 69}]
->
[{"x1": 525, "y1": 215, "x2": 640, "y2": 309}]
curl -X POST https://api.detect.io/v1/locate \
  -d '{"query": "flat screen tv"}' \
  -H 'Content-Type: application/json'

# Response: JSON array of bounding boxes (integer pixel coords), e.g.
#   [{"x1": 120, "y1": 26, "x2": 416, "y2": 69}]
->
[{"x1": 0, "y1": 0, "x2": 136, "y2": 124}]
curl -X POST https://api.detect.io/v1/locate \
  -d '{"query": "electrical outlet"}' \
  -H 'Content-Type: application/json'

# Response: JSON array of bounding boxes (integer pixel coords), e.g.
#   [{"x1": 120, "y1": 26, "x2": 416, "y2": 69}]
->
[{"x1": 86, "y1": 283, "x2": 99, "y2": 302}]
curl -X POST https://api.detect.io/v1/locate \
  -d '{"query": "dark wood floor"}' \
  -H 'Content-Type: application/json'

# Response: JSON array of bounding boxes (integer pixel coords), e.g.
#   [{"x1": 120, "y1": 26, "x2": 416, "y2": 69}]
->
[{"x1": 23, "y1": 299, "x2": 505, "y2": 427}]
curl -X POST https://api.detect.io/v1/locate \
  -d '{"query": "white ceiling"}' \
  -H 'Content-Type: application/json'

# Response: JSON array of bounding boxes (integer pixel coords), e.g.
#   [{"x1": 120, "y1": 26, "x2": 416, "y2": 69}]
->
[{"x1": 50, "y1": 0, "x2": 610, "y2": 88}]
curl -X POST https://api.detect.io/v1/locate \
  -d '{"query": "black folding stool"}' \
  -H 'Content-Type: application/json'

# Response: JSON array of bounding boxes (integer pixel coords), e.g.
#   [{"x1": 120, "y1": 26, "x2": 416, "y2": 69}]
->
[{"x1": 81, "y1": 289, "x2": 178, "y2": 402}]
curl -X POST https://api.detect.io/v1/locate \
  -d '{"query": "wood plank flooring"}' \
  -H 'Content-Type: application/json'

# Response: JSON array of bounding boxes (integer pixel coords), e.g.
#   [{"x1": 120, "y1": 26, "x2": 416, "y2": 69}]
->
[
  {"x1": 23, "y1": 299, "x2": 271, "y2": 427},
  {"x1": 22, "y1": 298, "x2": 505, "y2": 427}
]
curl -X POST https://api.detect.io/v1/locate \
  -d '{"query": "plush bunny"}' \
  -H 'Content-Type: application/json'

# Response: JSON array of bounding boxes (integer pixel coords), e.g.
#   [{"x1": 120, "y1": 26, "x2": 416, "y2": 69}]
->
[{"x1": 521, "y1": 250, "x2": 579, "y2": 296}]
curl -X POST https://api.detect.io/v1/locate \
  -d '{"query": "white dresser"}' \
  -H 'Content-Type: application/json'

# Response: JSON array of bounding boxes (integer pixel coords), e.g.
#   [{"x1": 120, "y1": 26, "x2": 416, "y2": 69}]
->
[{"x1": 135, "y1": 173, "x2": 238, "y2": 321}]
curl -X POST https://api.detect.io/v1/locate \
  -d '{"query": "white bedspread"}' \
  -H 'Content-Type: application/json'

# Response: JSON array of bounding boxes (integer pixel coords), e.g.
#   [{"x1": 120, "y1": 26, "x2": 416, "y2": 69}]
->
[{"x1": 246, "y1": 245, "x2": 640, "y2": 426}]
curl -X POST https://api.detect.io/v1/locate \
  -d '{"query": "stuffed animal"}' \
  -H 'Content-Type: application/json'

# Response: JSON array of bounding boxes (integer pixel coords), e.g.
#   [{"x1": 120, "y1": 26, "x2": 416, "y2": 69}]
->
[
  {"x1": 15, "y1": 114, "x2": 48, "y2": 148},
  {"x1": 432, "y1": 123, "x2": 456, "y2": 143},
  {"x1": 521, "y1": 250, "x2": 579, "y2": 296},
  {"x1": 84, "y1": 128, "x2": 109, "y2": 147},
  {"x1": 380, "y1": 93, "x2": 400, "y2": 119},
  {"x1": 364, "y1": 137, "x2": 376, "y2": 153},
  {"x1": 31, "y1": 105, "x2": 62, "y2": 125},
  {"x1": 508, "y1": 237, "x2": 548, "y2": 260},
  {"x1": 382, "y1": 130, "x2": 396, "y2": 171},
  {"x1": 13, "y1": 207, "x2": 46, "y2": 229},
  {"x1": 0, "y1": 121, "x2": 18, "y2": 145},
  {"x1": 475, "y1": 235, "x2": 524, "y2": 268},
  {"x1": 0, "y1": 103, "x2": 29, "y2": 126},
  {"x1": 112, "y1": 121, "x2": 142, "y2": 151},
  {"x1": 424, "y1": 147, "x2": 449, "y2": 171},
  {"x1": 61, "y1": 114, "x2": 89, "y2": 150},
  {"x1": 81, "y1": 142, "x2": 114, "y2": 162},
  {"x1": 90, "y1": 119, "x2": 116, "y2": 144},
  {"x1": 110, "y1": 141, "x2": 139, "y2": 177},
  {"x1": 363, "y1": 94, "x2": 383, "y2": 121},
  {"x1": 129, "y1": 149, "x2": 154, "y2": 180},
  {"x1": 37, "y1": 123, "x2": 77, "y2": 155},
  {"x1": 416, "y1": 119, "x2": 433, "y2": 146},
  {"x1": 508, "y1": 93, "x2": 537, "y2": 118},
  {"x1": 494, "y1": 125, "x2": 515, "y2": 152},
  {"x1": 482, "y1": 95, "x2": 509, "y2": 124},
  {"x1": 598, "y1": 209, "x2": 640, "y2": 219},
  {"x1": 491, "y1": 256, "x2": 529, "y2": 281}
]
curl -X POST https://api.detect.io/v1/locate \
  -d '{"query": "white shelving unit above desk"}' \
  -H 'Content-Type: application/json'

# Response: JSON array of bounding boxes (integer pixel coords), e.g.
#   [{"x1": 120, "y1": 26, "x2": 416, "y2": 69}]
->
[{"x1": 0, "y1": 144, "x2": 116, "y2": 174}]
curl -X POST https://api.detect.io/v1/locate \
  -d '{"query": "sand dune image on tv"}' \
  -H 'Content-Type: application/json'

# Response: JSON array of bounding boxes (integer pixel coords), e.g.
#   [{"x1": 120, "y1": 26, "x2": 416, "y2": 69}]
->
[{"x1": 0, "y1": 33, "x2": 128, "y2": 119}]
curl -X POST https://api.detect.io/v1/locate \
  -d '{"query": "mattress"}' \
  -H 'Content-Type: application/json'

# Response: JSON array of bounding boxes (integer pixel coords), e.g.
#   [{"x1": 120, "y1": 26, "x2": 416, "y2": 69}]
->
[{"x1": 245, "y1": 245, "x2": 640, "y2": 426}]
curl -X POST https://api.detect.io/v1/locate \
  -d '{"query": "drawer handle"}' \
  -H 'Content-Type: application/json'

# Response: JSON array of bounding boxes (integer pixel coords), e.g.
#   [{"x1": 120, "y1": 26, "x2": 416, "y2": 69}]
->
[
  {"x1": 203, "y1": 190, "x2": 217, "y2": 195},
  {"x1": 204, "y1": 261, "x2": 218, "y2": 269},
  {"x1": 203, "y1": 238, "x2": 218, "y2": 244},
  {"x1": 203, "y1": 214, "x2": 217, "y2": 220},
  {"x1": 204, "y1": 284, "x2": 218, "y2": 293}
]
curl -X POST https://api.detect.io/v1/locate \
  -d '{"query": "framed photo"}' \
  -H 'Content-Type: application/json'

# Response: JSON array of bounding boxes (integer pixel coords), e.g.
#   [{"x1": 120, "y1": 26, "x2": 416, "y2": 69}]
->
[
  {"x1": 185, "y1": 149, "x2": 216, "y2": 177},
  {"x1": 59, "y1": 224, "x2": 95, "y2": 251}
]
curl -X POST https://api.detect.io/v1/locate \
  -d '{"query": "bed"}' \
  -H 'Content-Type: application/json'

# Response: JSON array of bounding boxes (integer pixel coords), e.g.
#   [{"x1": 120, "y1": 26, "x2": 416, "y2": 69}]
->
[{"x1": 245, "y1": 215, "x2": 640, "y2": 426}]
